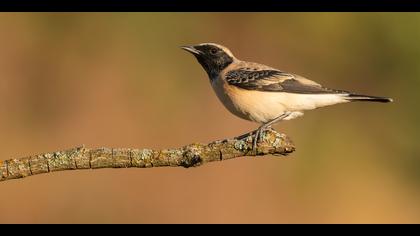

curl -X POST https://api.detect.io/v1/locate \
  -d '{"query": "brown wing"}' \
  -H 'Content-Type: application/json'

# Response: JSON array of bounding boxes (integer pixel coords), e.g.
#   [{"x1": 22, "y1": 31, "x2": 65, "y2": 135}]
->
[{"x1": 225, "y1": 68, "x2": 349, "y2": 94}]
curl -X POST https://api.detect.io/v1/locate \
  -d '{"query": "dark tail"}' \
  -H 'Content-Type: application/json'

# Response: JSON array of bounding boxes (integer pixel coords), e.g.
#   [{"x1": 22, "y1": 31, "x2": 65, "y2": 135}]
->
[{"x1": 345, "y1": 94, "x2": 393, "y2": 103}]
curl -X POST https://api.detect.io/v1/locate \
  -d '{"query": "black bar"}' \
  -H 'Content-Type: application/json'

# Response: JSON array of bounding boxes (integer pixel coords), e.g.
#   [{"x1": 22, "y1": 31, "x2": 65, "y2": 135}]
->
[{"x1": 1, "y1": 0, "x2": 420, "y2": 12}]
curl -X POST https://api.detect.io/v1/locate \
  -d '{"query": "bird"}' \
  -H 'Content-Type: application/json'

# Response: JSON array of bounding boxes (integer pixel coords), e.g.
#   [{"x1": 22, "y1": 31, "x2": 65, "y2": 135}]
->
[{"x1": 181, "y1": 43, "x2": 393, "y2": 151}]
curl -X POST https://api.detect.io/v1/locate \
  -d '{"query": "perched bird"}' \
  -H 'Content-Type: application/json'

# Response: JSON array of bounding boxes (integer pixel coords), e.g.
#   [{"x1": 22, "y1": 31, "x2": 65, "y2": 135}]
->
[{"x1": 181, "y1": 43, "x2": 393, "y2": 150}]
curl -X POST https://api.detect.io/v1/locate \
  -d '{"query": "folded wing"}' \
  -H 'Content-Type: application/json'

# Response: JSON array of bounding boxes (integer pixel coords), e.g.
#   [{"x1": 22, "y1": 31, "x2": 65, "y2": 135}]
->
[{"x1": 225, "y1": 68, "x2": 349, "y2": 94}]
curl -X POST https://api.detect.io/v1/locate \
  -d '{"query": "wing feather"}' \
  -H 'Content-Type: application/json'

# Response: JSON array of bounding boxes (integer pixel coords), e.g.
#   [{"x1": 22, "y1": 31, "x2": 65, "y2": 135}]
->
[{"x1": 225, "y1": 68, "x2": 348, "y2": 94}]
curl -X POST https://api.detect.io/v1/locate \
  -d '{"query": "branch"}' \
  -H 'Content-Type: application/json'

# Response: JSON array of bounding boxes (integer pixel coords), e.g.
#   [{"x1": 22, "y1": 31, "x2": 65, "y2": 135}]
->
[{"x1": 0, "y1": 129, "x2": 295, "y2": 182}]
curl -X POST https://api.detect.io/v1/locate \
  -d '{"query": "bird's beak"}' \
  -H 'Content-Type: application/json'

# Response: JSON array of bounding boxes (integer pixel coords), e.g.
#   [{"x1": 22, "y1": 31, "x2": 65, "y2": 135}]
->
[{"x1": 180, "y1": 45, "x2": 201, "y2": 55}]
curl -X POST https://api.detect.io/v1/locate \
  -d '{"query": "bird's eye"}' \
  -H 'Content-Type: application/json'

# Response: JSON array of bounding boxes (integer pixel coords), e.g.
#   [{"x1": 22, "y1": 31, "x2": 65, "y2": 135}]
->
[{"x1": 210, "y1": 48, "x2": 218, "y2": 55}]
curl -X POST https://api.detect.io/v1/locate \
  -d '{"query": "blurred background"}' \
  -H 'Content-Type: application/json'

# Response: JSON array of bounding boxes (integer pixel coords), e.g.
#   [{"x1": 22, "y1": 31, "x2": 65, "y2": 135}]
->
[{"x1": 0, "y1": 13, "x2": 418, "y2": 223}]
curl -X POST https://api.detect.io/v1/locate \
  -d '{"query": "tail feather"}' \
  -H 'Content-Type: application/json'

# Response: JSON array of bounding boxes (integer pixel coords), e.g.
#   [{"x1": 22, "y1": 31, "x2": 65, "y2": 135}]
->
[{"x1": 345, "y1": 94, "x2": 393, "y2": 103}]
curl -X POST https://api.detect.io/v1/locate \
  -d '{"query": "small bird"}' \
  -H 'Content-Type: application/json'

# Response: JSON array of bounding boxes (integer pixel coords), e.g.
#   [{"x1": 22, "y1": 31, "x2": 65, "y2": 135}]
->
[{"x1": 181, "y1": 43, "x2": 393, "y2": 151}]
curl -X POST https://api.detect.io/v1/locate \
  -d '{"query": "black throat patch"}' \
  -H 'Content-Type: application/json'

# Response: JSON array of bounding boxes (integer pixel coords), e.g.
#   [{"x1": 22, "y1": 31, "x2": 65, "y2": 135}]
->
[{"x1": 193, "y1": 45, "x2": 234, "y2": 79}]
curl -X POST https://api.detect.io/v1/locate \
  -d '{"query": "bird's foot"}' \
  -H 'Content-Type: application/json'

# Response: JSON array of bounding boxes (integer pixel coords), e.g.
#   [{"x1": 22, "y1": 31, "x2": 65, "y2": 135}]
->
[{"x1": 252, "y1": 125, "x2": 272, "y2": 153}]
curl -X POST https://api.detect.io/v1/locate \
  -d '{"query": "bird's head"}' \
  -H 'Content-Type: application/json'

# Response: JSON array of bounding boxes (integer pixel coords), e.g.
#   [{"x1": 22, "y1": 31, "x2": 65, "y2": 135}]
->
[{"x1": 181, "y1": 43, "x2": 236, "y2": 78}]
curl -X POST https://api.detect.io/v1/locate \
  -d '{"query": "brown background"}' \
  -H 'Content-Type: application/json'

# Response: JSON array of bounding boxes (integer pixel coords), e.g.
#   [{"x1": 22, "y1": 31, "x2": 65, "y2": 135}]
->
[{"x1": 0, "y1": 13, "x2": 418, "y2": 223}]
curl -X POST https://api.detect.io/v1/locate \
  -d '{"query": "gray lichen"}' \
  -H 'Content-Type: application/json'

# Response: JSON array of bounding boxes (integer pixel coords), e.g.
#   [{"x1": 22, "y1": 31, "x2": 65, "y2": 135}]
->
[{"x1": 234, "y1": 139, "x2": 249, "y2": 151}]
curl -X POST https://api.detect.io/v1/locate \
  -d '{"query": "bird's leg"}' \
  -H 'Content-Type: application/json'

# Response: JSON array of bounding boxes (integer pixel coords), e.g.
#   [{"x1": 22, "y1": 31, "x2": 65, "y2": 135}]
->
[
  {"x1": 252, "y1": 112, "x2": 291, "y2": 152},
  {"x1": 252, "y1": 128, "x2": 261, "y2": 152}
]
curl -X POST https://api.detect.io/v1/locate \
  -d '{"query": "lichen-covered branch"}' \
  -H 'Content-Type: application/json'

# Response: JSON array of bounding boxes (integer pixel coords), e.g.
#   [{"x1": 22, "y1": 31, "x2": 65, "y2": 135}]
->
[{"x1": 0, "y1": 129, "x2": 295, "y2": 182}]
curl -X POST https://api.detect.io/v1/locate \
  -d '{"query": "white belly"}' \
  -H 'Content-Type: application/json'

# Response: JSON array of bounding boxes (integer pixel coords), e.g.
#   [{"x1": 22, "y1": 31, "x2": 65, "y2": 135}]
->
[{"x1": 211, "y1": 79, "x2": 348, "y2": 124}]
